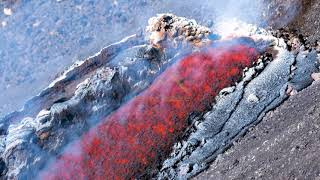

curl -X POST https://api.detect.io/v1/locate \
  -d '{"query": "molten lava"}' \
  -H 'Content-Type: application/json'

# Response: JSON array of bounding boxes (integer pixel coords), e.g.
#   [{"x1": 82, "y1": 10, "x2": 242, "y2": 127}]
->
[{"x1": 39, "y1": 41, "x2": 259, "y2": 180}]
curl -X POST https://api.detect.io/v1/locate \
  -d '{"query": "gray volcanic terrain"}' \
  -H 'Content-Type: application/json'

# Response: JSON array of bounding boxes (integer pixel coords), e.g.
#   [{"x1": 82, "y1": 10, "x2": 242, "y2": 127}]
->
[
  {"x1": 288, "y1": 0, "x2": 320, "y2": 42},
  {"x1": 0, "y1": 0, "x2": 319, "y2": 179},
  {"x1": 195, "y1": 81, "x2": 320, "y2": 180}
]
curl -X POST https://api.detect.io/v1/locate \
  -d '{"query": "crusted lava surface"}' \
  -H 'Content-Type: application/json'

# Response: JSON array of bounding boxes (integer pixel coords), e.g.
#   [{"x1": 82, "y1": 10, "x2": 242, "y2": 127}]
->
[
  {"x1": 39, "y1": 40, "x2": 259, "y2": 179},
  {"x1": 0, "y1": 12, "x2": 319, "y2": 180}
]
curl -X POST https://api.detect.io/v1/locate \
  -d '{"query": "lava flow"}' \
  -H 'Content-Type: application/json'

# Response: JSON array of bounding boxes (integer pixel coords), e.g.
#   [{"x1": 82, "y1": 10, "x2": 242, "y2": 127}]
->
[{"x1": 39, "y1": 40, "x2": 259, "y2": 180}]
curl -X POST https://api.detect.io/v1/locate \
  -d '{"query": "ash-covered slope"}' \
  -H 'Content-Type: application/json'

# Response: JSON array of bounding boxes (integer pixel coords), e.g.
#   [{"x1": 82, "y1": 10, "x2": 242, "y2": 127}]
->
[{"x1": 195, "y1": 73, "x2": 320, "y2": 180}]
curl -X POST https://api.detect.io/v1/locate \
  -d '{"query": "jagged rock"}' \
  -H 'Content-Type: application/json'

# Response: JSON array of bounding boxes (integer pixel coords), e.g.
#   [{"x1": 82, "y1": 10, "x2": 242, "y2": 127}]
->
[
  {"x1": 247, "y1": 94, "x2": 260, "y2": 103},
  {"x1": 146, "y1": 13, "x2": 212, "y2": 48},
  {"x1": 311, "y1": 73, "x2": 320, "y2": 81}
]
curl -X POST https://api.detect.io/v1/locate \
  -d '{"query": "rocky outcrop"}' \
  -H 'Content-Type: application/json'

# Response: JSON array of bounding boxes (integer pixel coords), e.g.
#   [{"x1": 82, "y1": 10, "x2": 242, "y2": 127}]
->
[{"x1": 146, "y1": 14, "x2": 212, "y2": 48}]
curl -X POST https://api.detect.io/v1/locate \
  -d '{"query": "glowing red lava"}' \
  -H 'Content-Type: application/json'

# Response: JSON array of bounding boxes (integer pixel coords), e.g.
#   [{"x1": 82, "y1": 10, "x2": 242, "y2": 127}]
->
[{"x1": 39, "y1": 42, "x2": 259, "y2": 180}]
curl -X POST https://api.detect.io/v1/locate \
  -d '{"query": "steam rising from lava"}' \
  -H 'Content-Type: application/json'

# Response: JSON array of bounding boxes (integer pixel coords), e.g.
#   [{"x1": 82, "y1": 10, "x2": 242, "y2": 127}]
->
[{"x1": 150, "y1": 0, "x2": 301, "y2": 30}]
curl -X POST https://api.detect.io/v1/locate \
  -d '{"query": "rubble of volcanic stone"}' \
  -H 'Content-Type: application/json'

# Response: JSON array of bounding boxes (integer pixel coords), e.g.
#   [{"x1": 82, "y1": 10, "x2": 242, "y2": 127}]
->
[{"x1": 146, "y1": 13, "x2": 211, "y2": 48}]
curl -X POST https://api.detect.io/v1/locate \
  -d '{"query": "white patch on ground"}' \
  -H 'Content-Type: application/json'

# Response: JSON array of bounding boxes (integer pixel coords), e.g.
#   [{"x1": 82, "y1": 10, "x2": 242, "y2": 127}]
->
[{"x1": 3, "y1": 8, "x2": 12, "y2": 16}]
